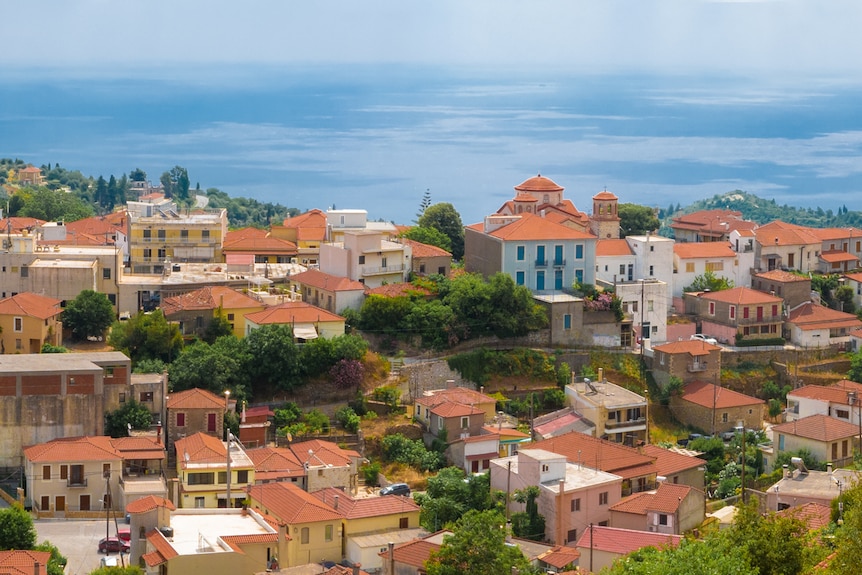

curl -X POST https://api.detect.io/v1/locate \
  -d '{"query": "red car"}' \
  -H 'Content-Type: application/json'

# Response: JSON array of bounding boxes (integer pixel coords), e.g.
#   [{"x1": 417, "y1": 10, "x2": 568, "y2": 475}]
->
[
  {"x1": 117, "y1": 528, "x2": 131, "y2": 542},
  {"x1": 98, "y1": 537, "x2": 130, "y2": 554}
]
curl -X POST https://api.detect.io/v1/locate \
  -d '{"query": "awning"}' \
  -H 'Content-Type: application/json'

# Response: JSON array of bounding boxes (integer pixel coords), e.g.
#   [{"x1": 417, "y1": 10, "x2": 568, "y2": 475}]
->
[
  {"x1": 465, "y1": 452, "x2": 499, "y2": 461},
  {"x1": 293, "y1": 326, "x2": 318, "y2": 340}
]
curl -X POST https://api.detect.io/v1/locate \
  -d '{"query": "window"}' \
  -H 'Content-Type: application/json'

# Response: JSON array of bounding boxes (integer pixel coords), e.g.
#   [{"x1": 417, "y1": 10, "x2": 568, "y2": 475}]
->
[
  {"x1": 685, "y1": 262, "x2": 695, "y2": 273},
  {"x1": 567, "y1": 529, "x2": 578, "y2": 543},
  {"x1": 575, "y1": 244, "x2": 584, "y2": 259},
  {"x1": 325, "y1": 524, "x2": 334, "y2": 542},
  {"x1": 103, "y1": 463, "x2": 111, "y2": 476},
  {"x1": 13, "y1": 317, "x2": 22, "y2": 332},
  {"x1": 647, "y1": 300, "x2": 654, "y2": 312},
  {"x1": 15, "y1": 339, "x2": 21, "y2": 351},
  {"x1": 772, "y1": 304, "x2": 778, "y2": 317},
  {"x1": 70, "y1": 465, "x2": 84, "y2": 485},
  {"x1": 202, "y1": 230, "x2": 210, "y2": 241},
  {"x1": 649, "y1": 265, "x2": 654, "y2": 276},
  {"x1": 218, "y1": 472, "x2": 227, "y2": 484},
  {"x1": 837, "y1": 409, "x2": 850, "y2": 419},
  {"x1": 536, "y1": 270, "x2": 545, "y2": 290},
  {"x1": 659, "y1": 514, "x2": 668, "y2": 525},
  {"x1": 177, "y1": 412, "x2": 186, "y2": 427},
  {"x1": 60, "y1": 465, "x2": 68, "y2": 480},
  {"x1": 722, "y1": 412, "x2": 729, "y2": 423},
  {"x1": 20, "y1": 266, "x2": 27, "y2": 278},
  {"x1": 599, "y1": 492, "x2": 608, "y2": 505},
  {"x1": 179, "y1": 230, "x2": 187, "y2": 240},
  {"x1": 564, "y1": 314, "x2": 571, "y2": 329},
  {"x1": 650, "y1": 245, "x2": 655, "y2": 252},
  {"x1": 575, "y1": 269, "x2": 584, "y2": 284},
  {"x1": 620, "y1": 264, "x2": 626, "y2": 274},
  {"x1": 358, "y1": 255, "x2": 365, "y2": 264},
  {"x1": 237, "y1": 470, "x2": 248, "y2": 483},
  {"x1": 140, "y1": 392, "x2": 154, "y2": 402},
  {"x1": 705, "y1": 261, "x2": 724, "y2": 272},
  {"x1": 105, "y1": 367, "x2": 114, "y2": 378},
  {"x1": 42, "y1": 465, "x2": 51, "y2": 480},
  {"x1": 778, "y1": 434, "x2": 785, "y2": 450},
  {"x1": 188, "y1": 472, "x2": 215, "y2": 485},
  {"x1": 143, "y1": 248, "x2": 152, "y2": 259},
  {"x1": 708, "y1": 302, "x2": 715, "y2": 316},
  {"x1": 301, "y1": 527, "x2": 309, "y2": 545},
  {"x1": 729, "y1": 306, "x2": 736, "y2": 320},
  {"x1": 554, "y1": 244, "x2": 563, "y2": 264},
  {"x1": 208, "y1": 413, "x2": 217, "y2": 432},
  {"x1": 381, "y1": 257, "x2": 387, "y2": 268},
  {"x1": 571, "y1": 498, "x2": 581, "y2": 512},
  {"x1": 460, "y1": 416, "x2": 469, "y2": 429},
  {"x1": 743, "y1": 307, "x2": 750, "y2": 319},
  {"x1": 536, "y1": 245, "x2": 546, "y2": 264},
  {"x1": 515, "y1": 271, "x2": 525, "y2": 285},
  {"x1": 400, "y1": 517, "x2": 409, "y2": 529},
  {"x1": 157, "y1": 248, "x2": 166, "y2": 259},
  {"x1": 143, "y1": 229, "x2": 151, "y2": 240},
  {"x1": 516, "y1": 245, "x2": 525, "y2": 261},
  {"x1": 195, "y1": 497, "x2": 205, "y2": 508}
]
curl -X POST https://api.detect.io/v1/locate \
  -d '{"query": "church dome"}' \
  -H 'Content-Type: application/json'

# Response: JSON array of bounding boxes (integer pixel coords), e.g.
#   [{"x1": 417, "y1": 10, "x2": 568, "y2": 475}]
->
[
  {"x1": 593, "y1": 190, "x2": 618, "y2": 200},
  {"x1": 514, "y1": 174, "x2": 564, "y2": 193}
]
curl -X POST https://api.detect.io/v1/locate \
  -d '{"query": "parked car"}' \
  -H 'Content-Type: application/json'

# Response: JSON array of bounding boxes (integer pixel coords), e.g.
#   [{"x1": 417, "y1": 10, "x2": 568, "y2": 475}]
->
[
  {"x1": 690, "y1": 333, "x2": 718, "y2": 345},
  {"x1": 117, "y1": 527, "x2": 131, "y2": 542},
  {"x1": 98, "y1": 537, "x2": 130, "y2": 554},
  {"x1": 380, "y1": 483, "x2": 411, "y2": 497}
]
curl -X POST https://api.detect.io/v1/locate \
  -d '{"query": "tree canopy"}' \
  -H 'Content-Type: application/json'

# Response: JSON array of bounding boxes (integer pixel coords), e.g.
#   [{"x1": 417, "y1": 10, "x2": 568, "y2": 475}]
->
[
  {"x1": 104, "y1": 399, "x2": 153, "y2": 438},
  {"x1": 414, "y1": 467, "x2": 499, "y2": 531},
  {"x1": 108, "y1": 310, "x2": 183, "y2": 366},
  {"x1": 619, "y1": 202, "x2": 660, "y2": 237},
  {"x1": 684, "y1": 270, "x2": 734, "y2": 293},
  {"x1": 0, "y1": 505, "x2": 37, "y2": 550},
  {"x1": 418, "y1": 203, "x2": 464, "y2": 260},
  {"x1": 62, "y1": 290, "x2": 115, "y2": 340},
  {"x1": 401, "y1": 226, "x2": 452, "y2": 253}
]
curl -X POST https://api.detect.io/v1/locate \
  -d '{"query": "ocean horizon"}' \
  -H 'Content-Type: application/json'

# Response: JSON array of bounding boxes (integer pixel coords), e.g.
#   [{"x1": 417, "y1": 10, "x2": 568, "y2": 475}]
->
[{"x1": 2, "y1": 64, "x2": 862, "y2": 226}]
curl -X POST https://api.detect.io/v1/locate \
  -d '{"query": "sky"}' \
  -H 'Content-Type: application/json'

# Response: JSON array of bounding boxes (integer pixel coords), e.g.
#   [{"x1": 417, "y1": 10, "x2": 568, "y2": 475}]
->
[{"x1": 3, "y1": 1, "x2": 862, "y2": 78}]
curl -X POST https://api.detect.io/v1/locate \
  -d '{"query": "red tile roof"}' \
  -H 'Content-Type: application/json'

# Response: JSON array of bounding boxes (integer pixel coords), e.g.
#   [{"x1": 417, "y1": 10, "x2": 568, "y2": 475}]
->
[
  {"x1": 175, "y1": 432, "x2": 228, "y2": 466},
  {"x1": 787, "y1": 302, "x2": 862, "y2": 331},
  {"x1": 670, "y1": 209, "x2": 749, "y2": 234},
  {"x1": 161, "y1": 286, "x2": 263, "y2": 315},
  {"x1": 575, "y1": 525, "x2": 682, "y2": 555},
  {"x1": 246, "y1": 447, "x2": 305, "y2": 481},
  {"x1": 0, "y1": 217, "x2": 45, "y2": 232},
  {"x1": 144, "y1": 529, "x2": 178, "y2": 566},
  {"x1": 756, "y1": 220, "x2": 822, "y2": 247},
  {"x1": 167, "y1": 387, "x2": 226, "y2": 410},
  {"x1": 126, "y1": 495, "x2": 176, "y2": 514},
  {"x1": 0, "y1": 551, "x2": 51, "y2": 575},
  {"x1": 23, "y1": 436, "x2": 121, "y2": 462},
  {"x1": 289, "y1": 269, "x2": 366, "y2": 292},
  {"x1": 514, "y1": 192, "x2": 539, "y2": 202},
  {"x1": 483, "y1": 212, "x2": 596, "y2": 241},
  {"x1": 596, "y1": 239, "x2": 633, "y2": 257},
  {"x1": 0, "y1": 292, "x2": 62, "y2": 320},
  {"x1": 788, "y1": 380, "x2": 862, "y2": 405},
  {"x1": 222, "y1": 236, "x2": 298, "y2": 254},
  {"x1": 530, "y1": 432, "x2": 657, "y2": 480},
  {"x1": 776, "y1": 502, "x2": 832, "y2": 531},
  {"x1": 652, "y1": 340, "x2": 720, "y2": 355},
  {"x1": 415, "y1": 387, "x2": 496, "y2": 408},
  {"x1": 771, "y1": 414, "x2": 860, "y2": 442},
  {"x1": 753, "y1": 269, "x2": 810, "y2": 283},
  {"x1": 609, "y1": 482, "x2": 693, "y2": 515},
  {"x1": 283, "y1": 208, "x2": 327, "y2": 232},
  {"x1": 380, "y1": 537, "x2": 443, "y2": 567},
  {"x1": 430, "y1": 401, "x2": 484, "y2": 418},
  {"x1": 249, "y1": 482, "x2": 343, "y2": 524},
  {"x1": 537, "y1": 545, "x2": 581, "y2": 569},
  {"x1": 640, "y1": 445, "x2": 706, "y2": 477},
  {"x1": 245, "y1": 301, "x2": 344, "y2": 325},
  {"x1": 698, "y1": 286, "x2": 783, "y2": 305},
  {"x1": 400, "y1": 237, "x2": 452, "y2": 258},
  {"x1": 290, "y1": 439, "x2": 360, "y2": 466},
  {"x1": 111, "y1": 436, "x2": 166, "y2": 460},
  {"x1": 809, "y1": 227, "x2": 862, "y2": 241},
  {"x1": 681, "y1": 381, "x2": 764, "y2": 409},
  {"x1": 673, "y1": 242, "x2": 736, "y2": 259},
  {"x1": 224, "y1": 227, "x2": 268, "y2": 243},
  {"x1": 313, "y1": 487, "x2": 420, "y2": 519},
  {"x1": 515, "y1": 174, "x2": 564, "y2": 193},
  {"x1": 819, "y1": 250, "x2": 858, "y2": 263}
]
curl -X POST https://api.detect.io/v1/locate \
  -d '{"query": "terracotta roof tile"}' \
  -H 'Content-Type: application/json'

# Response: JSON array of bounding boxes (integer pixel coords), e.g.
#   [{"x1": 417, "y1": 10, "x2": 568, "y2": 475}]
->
[
  {"x1": 0, "y1": 217, "x2": 45, "y2": 232},
  {"x1": 753, "y1": 269, "x2": 810, "y2": 283},
  {"x1": 365, "y1": 283, "x2": 432, "y2": 298},
  {"x1": 249, "y1": 482, "x2": 343, "y2": 524},
  {"x1": 514, "y1": 174, "x2": 564, "y2": 193},
  {"x1": 314, "y1": 487, "x2": 420, "y2": 519},
  {"x1": 756, "y1": 220, "x2": 822, "y2": 247},
  {"x1": 224, "y1": 227, "x2": 268, "y2": 243},
  {"x1": 23, "y1": 436, "x2": 121, "y2": 463},
  {"x1": 641, "y1": 445, "x2": 706, "y2": 476},
  {"x1": 289, "y1": 269, "x2": 366, "y2": 292},
  {"x1": 415, "y1": 387, "x2": 496, "y2": 408},
  {"x1": 175, "y1": 432, "x2": 226, "y2": 466},
  {"x1": 575, "y1": 525, "x2": 682, "y2": 555},
  {"x1": 245, "y1": 302, "x2": 345, "y2": 326},
  {"x1": 772, "y1": 414, "x2": 860, "y2": 441},
  {"x1": 673, "y1": 242, "x2": 736, "y2": 259},
  {"x1": 0, "y1": 292, "x2": 62, "y2": 320},
  {"x1": 222, "y1": 236, "x2": 298, "y2": 254},
  {"x1": 787, "y1": 302, "x2": 862, "y2": 331},
  {"x1": 166, "y1": 387, "x2": 226, "y2": 410},
  {"x1": 111, "y1": 436, "x2": 166, "y2": 460},
  {"x1": 788, "y1": 380, "x2": 862, "y2": 405},
  {"x1": 514, "y1": 192, "x2": 539, "y2": 202},
  {"x1": 400, "y1": 238, "x2": 452, "y2": 258},
  {"x1": 380, "y1": 538, "x2": 442, "y2": 567},
  {"x1": 596, "y1": 239, "x2": 633, "y2": 257},
  {"x1": 430, "y1": 401, "x2": 484, "y2": 418},
  {"x1": 819, "y1": 250, "x2": 858, "y2": 263},
  {"x1": 145, "y1": 529, "x2": 178, "y2": 564},
  {"x1": 283, "y1": 209, "x2": 327, "y2": 230},
  {"x1": 609, "y1": 482, "x2": 693, "y2": 515},
  {"x1": 593, "y1": 190, "x2": 618, "y2": 200},
  {"x1": 537, "y1": 545, "x2": 581, "y2": 569},
  {"x1": 809, "y1": 227, "x2": 862, "y2": 241},
  {"x1": 652, "y1": 340, "x2": 720, "y2": 355},
  {"x1": 681, "y1": 381, "x2": 764, "y2": 409},
  {"x1": 482, "y1": 212, "x2": 596, "y2": 241},
  {"x1": 776, "y1": 502, "x2": 832, "y2": 531},
  {"x1": 161, "y1": 286, "x2": 263, "y2": 315},
  {"x1": 289, "y1": 439, "x2": 359, "y2": 467},
  {"x1": 531, "y1": 432, "x2": 656, "y2": 479},
  {"x1": 699, "y1": 286, "x2": 783, "y2": 305},
  {"x1": 126, "y1": 495, "x2": 175, "y2": 514},
  {"x1": 246, "y1": 447, "x2": 305, "y2": 481},
  {"x1": 0, "y1": 551, "x2": 51, "y2": 575}
]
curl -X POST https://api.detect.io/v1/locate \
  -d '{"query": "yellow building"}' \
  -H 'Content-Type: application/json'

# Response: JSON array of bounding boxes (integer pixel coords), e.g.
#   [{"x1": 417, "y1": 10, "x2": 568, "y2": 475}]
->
[
  {"x1": 161, "y1": 285, "x2": 265, "y2": 339},
  {"x1": 128, "y1": 208, "x2": 227, "y2": 274},
  {"x1": 175, "y1": 432, "x2": 254, "y2": 509},
  {"x1": 248, "y1": 482, "x2": 343, "y2": 566},
  {"x1": 245, "y1": 301, "x2": 346, "y2": 341},
  {"x1": 272, "y1": 209, "x2": 327, "y2": 266},
  {"x1": 0, "y1": 292, "x2": 62, "y2": 353}
]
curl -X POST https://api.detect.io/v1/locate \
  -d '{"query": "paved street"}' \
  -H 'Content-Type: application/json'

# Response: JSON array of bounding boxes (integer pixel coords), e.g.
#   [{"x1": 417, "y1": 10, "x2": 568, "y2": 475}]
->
[{"x1": 34, "y1": 518, "x2": 130, "y2": 575}]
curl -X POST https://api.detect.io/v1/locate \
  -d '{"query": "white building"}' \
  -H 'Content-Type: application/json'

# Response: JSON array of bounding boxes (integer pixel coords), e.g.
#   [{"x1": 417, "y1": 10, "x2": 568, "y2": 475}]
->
[
  {"x1": 319, "y1": 230, "x2": 409, "y2": 288},
  {"x1": 625, "y1": 234, "x2": 674, "y2": 290},
  {"x1": 614, "y1": 278, "x2": 668, "y2": 344}
]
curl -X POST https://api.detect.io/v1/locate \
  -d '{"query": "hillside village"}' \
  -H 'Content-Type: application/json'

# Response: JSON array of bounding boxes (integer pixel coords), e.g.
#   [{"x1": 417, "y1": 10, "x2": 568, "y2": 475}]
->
[{"x1": 3, "y1": 164, "x2": 862, "y2": 574}]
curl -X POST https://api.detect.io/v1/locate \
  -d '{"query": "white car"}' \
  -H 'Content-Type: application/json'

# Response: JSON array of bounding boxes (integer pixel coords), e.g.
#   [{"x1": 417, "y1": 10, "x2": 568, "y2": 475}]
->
[{"x1": 690, "y1": 333, "x2": 718, "y2": 345}]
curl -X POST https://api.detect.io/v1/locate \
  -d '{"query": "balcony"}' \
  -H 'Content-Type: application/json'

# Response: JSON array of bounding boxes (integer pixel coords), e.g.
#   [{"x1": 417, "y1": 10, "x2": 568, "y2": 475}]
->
[
  {"x1": 688, "y1": 362, "x2": 708, "y2": 372},
  {"x1": 605, "y1": 416, "x2": 646, "y2": 430},
  {"x1": 535, "y1": 259, "x2": 548, "y2": 267},
  {"x1": 553, "y1": 259, "x2": 566, "y2": 266},
  {"x1": 362, "y1": 264, "x2": 405, "y2": 275},
  {"x1": 67, "y1": 478, "x2": 88, "y2": 487}
]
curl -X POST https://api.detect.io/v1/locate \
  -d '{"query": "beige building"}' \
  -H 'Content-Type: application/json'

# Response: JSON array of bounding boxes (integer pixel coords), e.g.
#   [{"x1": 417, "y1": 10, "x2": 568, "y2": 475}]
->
[
  {"x1": 670, "y1": 381, "x2": 764, "y2": 435},
  {"x1": 165, "y1": 388, "x2": 227, "y2": 455},
  {"x1": 175, "y1": 432, "x2": 254, "y2": 509},
  {"x1": 319, "y1": 230, "x2": 409, "y2": 288},
  {"x1": 767, "y1": 414, "x2": 859, "y2": 471},
  {"x1": 688, "y1": 287, "x2": 784, "y2": 344},
  {"x1": 0, "y1": 292, "x2": 62, "y2": 353},
  {"x1": 128, "y1": 208, "x2": 228, "y2": 274},
  {"x1": 161, "y1": 285, "x2": 265, "y2": 339},
  {"x1": 752, "y1": 269, "x2": 812, "y2": 309},
  {"x1": 565, "y1": 373, "x2": 647, "y2": 446},
  {"x1": 287, "y1": 269, "x2": 367, "y2": 314},
  {"x1": 244, "y1": 302, "x2": 346, "y2": 341},
  {"x1": 609, "y1": 482, "x2": 704, "y2": 534},
  {"x1": 575, "y1": 525, "x2": 682, "y2": 573},
  {"x1": 398, "y1": 238, "x2": 452, "y2": 277},
  {"x1": 651, "y1": 339, "x2": 722, "y2": 388}
]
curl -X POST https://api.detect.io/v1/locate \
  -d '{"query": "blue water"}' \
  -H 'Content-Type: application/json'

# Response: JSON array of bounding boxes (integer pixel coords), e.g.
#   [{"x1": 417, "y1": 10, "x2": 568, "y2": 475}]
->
[{"x1": 2, "y1": 65, "x2": 862, "y2": 225}]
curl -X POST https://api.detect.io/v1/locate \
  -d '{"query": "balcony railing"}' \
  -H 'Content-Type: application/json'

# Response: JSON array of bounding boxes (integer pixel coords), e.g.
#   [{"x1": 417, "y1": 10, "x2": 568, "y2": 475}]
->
[
  {"x1": 362, "y1": 264, "x2": 405, "y2": 275},
  {"x1": 605, "y1": 416, "x2": 646, "y2": 430},
  {"x1": 553, "y1": 259, "x2": 566, "y2": 266},
  {"x1": 67, "y1": 478, "x2": 87, "y2": 487},
  {"x1": 535, "y1": 259, "x2": 548, "y2": 267},
  {"x1": 688, "y1": 362, "x2": 708, "y2": 372}
]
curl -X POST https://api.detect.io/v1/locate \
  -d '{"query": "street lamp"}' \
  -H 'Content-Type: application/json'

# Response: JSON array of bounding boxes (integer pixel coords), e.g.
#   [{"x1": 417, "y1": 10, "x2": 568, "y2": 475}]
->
[{"x1": 224, "y1": 390, "x2": 232, "y2": 509}]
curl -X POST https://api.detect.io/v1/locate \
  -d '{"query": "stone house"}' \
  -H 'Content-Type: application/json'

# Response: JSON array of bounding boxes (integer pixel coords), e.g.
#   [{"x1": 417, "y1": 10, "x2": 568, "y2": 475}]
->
[
  {"x1": 651, "y1": 339, "x2": 722, "y2": 388},
  {"x1": 670, "y1": 381, "x2": 764, "y2": 435}
]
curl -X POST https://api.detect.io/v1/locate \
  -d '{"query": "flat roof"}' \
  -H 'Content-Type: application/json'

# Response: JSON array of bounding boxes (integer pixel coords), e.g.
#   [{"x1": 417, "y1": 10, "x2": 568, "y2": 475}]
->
[
  {"x1": 349, "y1": 528, "x2": 427, "y2": 548},
  {"x1": 168, "y1": 509, "x2": 274, "y2": 556},
  {"x1": 533, "y1": 293, "x2": 582, "y2": 303},
  {"x1": 766, "y1": 469, "x2": 859, "y2": 498},
  {"x1": 28, "y1": 258, "x2": 98, "y2": 269},
  {"x1": 0, "y1": 355, "x2": 103, "y2": 373},
  {"x1": 567, "y1": 380, "x2": 646, "y2": 408},
  {"x1": 493, "y1": 454, "x2": 622, "y2": 492}
]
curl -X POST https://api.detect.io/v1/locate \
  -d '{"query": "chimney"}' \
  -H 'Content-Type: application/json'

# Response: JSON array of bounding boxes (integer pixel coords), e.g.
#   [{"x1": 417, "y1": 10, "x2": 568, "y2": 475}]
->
[
  {"x1": 480, "y1": 386, "x2": 484, "y2": 395},
  {"x1": 334, "y1": 495, "x2": 339, "y2": 510},
  {"x1": 827, "y1": 462, "x2": 833, "y2": 474},
  {"x1": 34, "y1": 562, "x2": 40, "y2": 575},
  {"x1": 353, "y1": 563, "x2": 361, "y2": 575},
  {"x1": 598, "y1": 368, "x2": 604, "y2": 383},
  {"x1": 388, "y1": 542, "x2": 395, "y2": 575},
  {"x1": 782, "y1": 464, "x2": 790, "y2": 479},
  {"x1": 157, "y1": 423, "x2": 162, "y2": 444}
]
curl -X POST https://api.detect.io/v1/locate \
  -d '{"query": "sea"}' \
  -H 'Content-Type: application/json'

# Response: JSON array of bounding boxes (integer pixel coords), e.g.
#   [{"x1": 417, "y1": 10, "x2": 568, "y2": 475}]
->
[{"x1": 2, "y1": 64, "x2": 862, "y2": 226}]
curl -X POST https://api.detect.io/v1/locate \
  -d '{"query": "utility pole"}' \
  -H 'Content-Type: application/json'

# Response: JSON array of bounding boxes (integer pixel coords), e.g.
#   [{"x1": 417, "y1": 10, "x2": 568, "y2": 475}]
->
[
  {"x1": 226, "y1": 431, "x2": 233, "y2": 508},
  {"x1": 740, "y1": 422, "x2": 746, "y2": 504}
]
